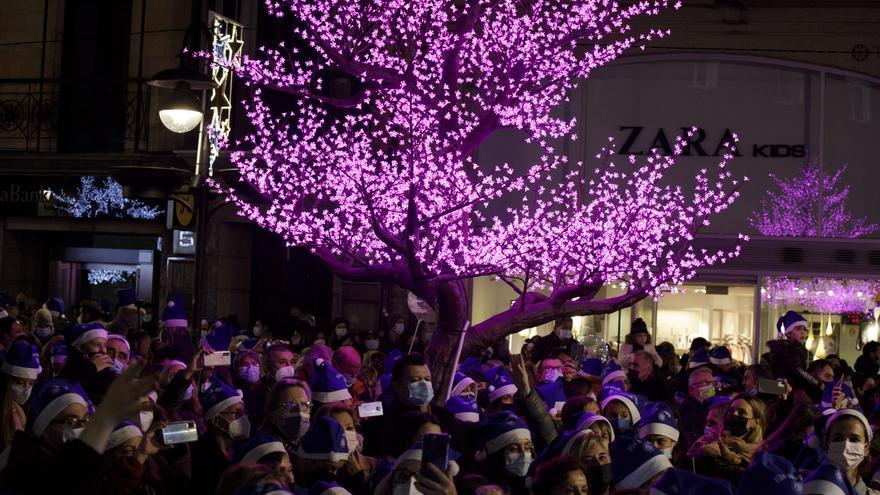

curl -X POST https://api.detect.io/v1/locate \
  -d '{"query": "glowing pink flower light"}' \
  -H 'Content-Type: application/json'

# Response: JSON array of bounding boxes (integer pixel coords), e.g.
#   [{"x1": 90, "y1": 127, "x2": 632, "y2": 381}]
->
[
  {"x1": 749, "y1": 162, "x2": 878, "y2": 238},
  {"x1": 206, "y1": 0, "x2": 745, "y2": 378},
  {"x1": 763, "y1": 277, "x2": 880, "y2": 314}
]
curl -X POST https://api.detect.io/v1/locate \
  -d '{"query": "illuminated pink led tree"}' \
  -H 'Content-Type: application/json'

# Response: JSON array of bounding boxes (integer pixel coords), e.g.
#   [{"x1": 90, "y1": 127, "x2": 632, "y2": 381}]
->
[
  {"x1": 210, "y1": 0, "x2": 747, "y2": 387},
  {"x1": 749, "y1": 162, "x2": 877, "y2": 238}
]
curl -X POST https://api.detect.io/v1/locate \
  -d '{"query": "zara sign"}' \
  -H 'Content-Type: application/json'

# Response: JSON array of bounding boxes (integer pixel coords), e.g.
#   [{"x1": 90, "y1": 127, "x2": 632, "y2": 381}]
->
[{"x1": 616, "y1": 126, "x2": 807, "y2": 159}]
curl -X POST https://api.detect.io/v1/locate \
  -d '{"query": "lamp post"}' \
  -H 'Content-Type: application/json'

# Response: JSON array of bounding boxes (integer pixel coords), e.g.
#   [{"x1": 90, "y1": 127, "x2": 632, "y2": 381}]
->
[{"x1": 148, "y1": 67, "x2": 214, "y2": 330}]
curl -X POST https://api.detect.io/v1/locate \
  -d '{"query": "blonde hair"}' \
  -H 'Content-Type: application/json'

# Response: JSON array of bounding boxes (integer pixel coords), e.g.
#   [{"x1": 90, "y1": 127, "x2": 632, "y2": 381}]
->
[{"x1": 566, "y1": 430, "x2": 609, "y2": 463}]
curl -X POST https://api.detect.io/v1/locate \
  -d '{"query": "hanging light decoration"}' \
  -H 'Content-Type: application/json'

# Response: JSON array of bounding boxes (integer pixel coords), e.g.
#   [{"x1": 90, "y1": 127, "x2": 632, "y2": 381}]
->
[
  {"x1": 763, "y1": 277, "x2": 880, "y2": 314},
  {"x1": 825, "y1": 316, "x2": 834, "y2": 336}
]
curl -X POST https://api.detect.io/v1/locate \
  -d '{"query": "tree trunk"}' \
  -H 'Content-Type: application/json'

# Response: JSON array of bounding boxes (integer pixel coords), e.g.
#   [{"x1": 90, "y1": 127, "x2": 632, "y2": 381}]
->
[{"x1": 425, "y1": 280, "x2": 469, "y2": 407}]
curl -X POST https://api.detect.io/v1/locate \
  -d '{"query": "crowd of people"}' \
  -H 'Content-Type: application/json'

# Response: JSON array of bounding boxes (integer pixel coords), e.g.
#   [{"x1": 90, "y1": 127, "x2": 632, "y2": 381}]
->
[{"x1": 0, "y1": 289, "x2": 879, "y2": 494}]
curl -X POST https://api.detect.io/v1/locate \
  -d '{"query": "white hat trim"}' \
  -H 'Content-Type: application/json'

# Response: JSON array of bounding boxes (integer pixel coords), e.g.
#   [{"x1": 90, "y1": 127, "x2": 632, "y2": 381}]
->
[
  {"x1": 485, "y1": 427, "x2": 531, "y2": 455},
  {"x1": 576, "y1": 415, "x2": 616, "y2": 443},
  {"x1": 312, "y1": 387, "x2": 352, "y2": 404},
  {"x1": 107, "y1": 425, "x2": 143, "y2": 451},
  {"x1": 242, "y1": 440, "x2": 287, "y2": 463},
  {"x1": 321, "y1": 487, "x2": 352, "y2": 495},
  {"x1": 709, "y1": 357, "x2": 731, "y2": 365},
  {"x1": 489, "y1": 383, "x2": 517, "y2": 402},
  {"x1": 1, "y1": 360, "x2": 41, "y2": 380},
  {"x1": 33, "y1": 393, "x2": 87, "y2": 437},
  {"x1": 602, "y1": 370, "x2": 626, "y2": 387},
  {"x1": 72, "y1": 327, "x2": 108, "y2": 349},
  {"x1": 784, "y1": 319, "x2": 809, "y2": 335},
  {"x1": 106, "y1": 334, "x2": 131, "y2": 353},
  {"x1": 638, "y1": 423, "x2": 680, "y2": 442},
  {"x1": 600, "y1": 395, "x2": 641, "y2": 424},
  {"x1": 616, "y1": 452, "x2": 672, "y2": 490},
  {"x1": 205, "y1": 395, "x2": 243, "y2": 421},
  {"x1": 454, "y1": 412, "x2": 480, "y2": 423},
  {"x1": 827, "y1": 408, "x2": 873, "y2": 441},
  {"x1": 451, "y1": 376, "x2": 476, "y2": 398},
  {"x1": 163, "y1": 318, "x2": 188, "y2": 328},
  {"x1": 802, "y1": 480, "x2": 846, "y2": 495},
  {"x1": 296, "y1": 450, "x2": 350, "y2": 462}
]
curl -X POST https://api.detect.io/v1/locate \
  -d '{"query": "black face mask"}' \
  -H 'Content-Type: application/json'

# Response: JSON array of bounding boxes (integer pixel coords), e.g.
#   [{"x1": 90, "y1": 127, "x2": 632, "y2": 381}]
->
[
  {"x1": 587, "y1": 463, "x2": 613, "y2": 494},
  {"x1": 724, "y1": 415, "x2": 750, "y2": 437}
]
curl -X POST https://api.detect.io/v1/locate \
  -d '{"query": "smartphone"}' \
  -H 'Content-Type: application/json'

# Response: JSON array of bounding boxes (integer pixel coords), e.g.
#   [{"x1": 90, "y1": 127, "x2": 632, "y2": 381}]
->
[
  {"x1": 202, "y1": 351, "x2": 231, "y2": 367},
  {"x1": 358, "y1": 401, "x2": 384, "y2": 418},
  {"x1": 160, "y1": 421, "x2": 198, "y2": 445},
  {"x1": 757, "y1": 378, "x2": 787, "y2": 395},
  {"x1": 421, "y1": 432, "x2": 450, "y2": 482}
]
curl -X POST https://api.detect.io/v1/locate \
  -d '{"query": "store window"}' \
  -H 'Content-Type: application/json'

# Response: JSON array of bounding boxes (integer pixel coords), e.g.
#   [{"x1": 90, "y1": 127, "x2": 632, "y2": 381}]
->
[{"x1": 653, "y1": 284, "x2": 756, "y2": 363}]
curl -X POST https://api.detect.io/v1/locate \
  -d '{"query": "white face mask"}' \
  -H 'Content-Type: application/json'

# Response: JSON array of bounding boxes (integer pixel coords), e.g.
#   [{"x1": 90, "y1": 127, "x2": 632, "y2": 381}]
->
[
  {"x1": 143, "y1": 314, "x2": 152, "y2": 323},
  {"x1": 226, "y1": 416, "x2": 251, "y2": 440},
  {"x1": 344, "y1": 430, "x2": 359, "y2": 453},
  {"x1": 393, "y1": 323, "x2": 405, "y2": 335},
  {"x1": 504, "y1": 451, "x2": 532, "y2": 477},
  {"x1": 660, "y1": 447, "x2": 674, "y2": 460},
  {"x1": 541, "y1": 368, "x2": 563, "y2": 384},
  {"x1": 335, "y1": 327, "x2": 348, "y2": 338},
  {"x1": 253, "y1": 326, "x2": 265, "y2": 337},
  {"x1": 393, "y1": 476, "x2": 424, "y2": 495},
  {"x1": 275, "y1": 366, "x2": 296, "y2": 381},
  {"x1": 827, "y1": 440, "x2": 865, "y2": 470},
  {"x1": 35, "y1": 326, "x2": 53, "y2": 339},
  {"x1": 140, "y1": 411, "x2": 154, "y2": 432},
  {"x1": 559, "y1": 329, "x2": 573, "y2": 340},
  {"x1": 365, "y1": 339, "x2": 380, "y2": 350},
  {"x1": 10, "y1": 384, "x2": 32, "y2": 404},
  {"x1": 62, "y1": 427, "x2": 83, "y2": 443}
]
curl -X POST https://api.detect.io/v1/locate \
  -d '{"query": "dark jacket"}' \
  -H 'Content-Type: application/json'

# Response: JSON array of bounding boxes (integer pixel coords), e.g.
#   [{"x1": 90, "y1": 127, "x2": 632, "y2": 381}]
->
[
  {"x1": 2, "y1": 432, "x2": 103, "y2": 494},
  {"x1": 189, "y1": 434, "x2": 231, "y2": 495},
  {"x1": 855, "y1": 354, "x2": 879, "y2": 377},
  {"x1": 767, "y1": 339, "x2": 813, "y2": 391},
  {"x1": 678, "y1": 395, "x2": 709, "y2": 452},
  {"x1": 630, "y1": 369, "x2": 675, "y2": 403},
  {"x1": 531, "y1": 332, "x2": 570, "y2": 363}
]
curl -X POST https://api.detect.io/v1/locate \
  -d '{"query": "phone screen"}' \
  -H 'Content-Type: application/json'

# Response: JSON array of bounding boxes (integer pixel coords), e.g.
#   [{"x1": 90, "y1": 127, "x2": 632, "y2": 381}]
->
[
  {"x1": 757, "y1": 378, "x2": 786, "y2": 395},
  {"x1": 421, "y1": 432, "x2": 450, "y2": 482}
]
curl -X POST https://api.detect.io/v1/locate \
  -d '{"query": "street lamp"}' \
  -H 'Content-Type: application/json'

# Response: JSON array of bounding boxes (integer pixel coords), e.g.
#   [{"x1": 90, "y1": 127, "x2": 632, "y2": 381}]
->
[{"x1": 158, "y1": 81, "x2": 203, "y2": 133}]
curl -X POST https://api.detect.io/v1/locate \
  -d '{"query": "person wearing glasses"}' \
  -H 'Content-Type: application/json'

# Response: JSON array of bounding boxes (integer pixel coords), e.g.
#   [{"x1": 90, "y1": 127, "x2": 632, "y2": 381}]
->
[
  {"x1": 678, "y1": 366, "x2": 717, "y2": 453},
  {"x1": 260, "y1": 378, "x2": 314, "y2": 454}
]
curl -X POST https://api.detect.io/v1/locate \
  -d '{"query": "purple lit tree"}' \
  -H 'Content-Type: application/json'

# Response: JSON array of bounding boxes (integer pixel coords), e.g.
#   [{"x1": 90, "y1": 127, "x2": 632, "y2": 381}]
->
[
  {"x1": 749, "y1": 162, "x2": 878, "y2": 238},
  {"x1": 209, "y1": 0, "x2": 747, "y2": 389}
]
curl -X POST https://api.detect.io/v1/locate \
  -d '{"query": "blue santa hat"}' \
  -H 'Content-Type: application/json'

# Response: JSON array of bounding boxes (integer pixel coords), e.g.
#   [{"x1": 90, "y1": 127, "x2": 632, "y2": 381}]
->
[
  {"x1": 820, "y1": 380, "x2": 859, "y2": 411},
  {"x1": 600, "y1": 381, "x2": 627, "y2": 399},
  {"x1": 205, "y1": 321, "x2": 233, "y2": 352},
  {"x1": 161, "y1": 293, "x2": 188, "y2": 328},
  {"x1": 688, "y1": 348, "x2": 711, "y2": 369},
  {"x1": 610, "y1": 436, "x2": 673, "y2": 490},
  {"x1": 579, "y1": 358, "x2": 603, "y2": 378},
  {"x1": 44, "y1": 297, "x2": 65, "y2": 316},
  {"x1": 28, "y1": 380, "x2": 93, "y2": 437},
  {"x1": 576, "y1": 412, "x2": 616, "y2": 442},
  {"x1": 459, "y1": 357, "x2": 482, "y2": 375},
  {"x1": 309, "y1": 482, "x2": 351, "y2": 495},
  {"x1": 709, "y1": 347, "x2": 733, "y2": 365},
  {"x1": 638, "y1": 402, "x2": 679, "y2": 442},
  {"x1": 50, "y1": 344, "x2": 68, "y2": 364},
  {"x1": 450, "y1": 372, "x2": 476, "y2": 398},
  {"x1": 803, "y1": 462, "x2": 853, "y2": 495},
  {"x1": 601, "y1": 360, "x2": 626, "y2": 387},
  {"x1": 600, "y1": 392, "x2": 643, "y2": 425},
  {"x1": 777, "y1": 310, "x2": 809, "y2": 336},
  {"x1": 107, "y1": 420, "x2": 143, "y2": 451},
  {"x1": 309, "y1": 359, "x2": 353, "y2": 404},
  {"x1": 825, "y1": 408, "x2": 872, "y2": 442},
  {"x1": 234, "y1": 431, "x2": 287, "y2": 464},
  {"x1": 297, "y1": 416, "x2": 349, "y2": 462},
  {"x1": 474, "y1": 411, "x2": 531, "y2": 460},
  {"x1": 537, "y1": 380, "x2": 567, "y2": 413},
  {"x1": 1, "y1": 342, "x2": 42, "y2": 380},
  {"x1": 66, "y1": 321, "x2": 108, "y2": 350},
  {"x1": 236, "y1": 483, "x2": 293, "y2": 495},
  {"x1": 117, "y1": 288, "x2": 137, "y2": 307},
  {"x1": 487, "y1": 369, "x2": 517, "y2": 402},
  {"x1": 652, "y1": 468, "x2": 734, "y2": 494},
  {"x1": 201, "y1": 377, "x2": 244, "y2": 421},
  {"x1": 446, "y1": 396, "x2": 480, "y2": 423},
  {"x1": 737, "y1": 452, "x2": 803, "y2": 495}
]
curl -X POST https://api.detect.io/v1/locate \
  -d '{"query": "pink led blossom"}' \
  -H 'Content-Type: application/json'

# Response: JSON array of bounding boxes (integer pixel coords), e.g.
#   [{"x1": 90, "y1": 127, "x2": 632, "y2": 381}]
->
[
  {"x1": 749, "y1": 162, "x2": 878, "y2": 238},
  {"x1": 763, "y1": 277, "x2": 880, "y2": 315},
  {"x1": 207, "y1": 0, "x2": 745, "y2": 375}
]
